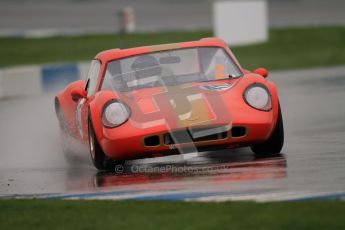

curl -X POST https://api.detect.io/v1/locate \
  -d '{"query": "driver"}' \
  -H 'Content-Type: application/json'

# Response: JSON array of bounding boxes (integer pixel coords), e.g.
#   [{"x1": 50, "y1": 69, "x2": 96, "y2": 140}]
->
[{"x1": 130, "y1": 55, "x2": 162, "y2": 88}]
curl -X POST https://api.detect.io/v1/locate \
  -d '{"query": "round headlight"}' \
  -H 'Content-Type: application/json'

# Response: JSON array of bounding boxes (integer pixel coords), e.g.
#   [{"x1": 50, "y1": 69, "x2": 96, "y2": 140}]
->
[
  {"x1": 102, "y1": 101, "x2": 130, "y2": 128},
  {"x1": 244, "y1": 85, "x2": 271, "y2": 111}
]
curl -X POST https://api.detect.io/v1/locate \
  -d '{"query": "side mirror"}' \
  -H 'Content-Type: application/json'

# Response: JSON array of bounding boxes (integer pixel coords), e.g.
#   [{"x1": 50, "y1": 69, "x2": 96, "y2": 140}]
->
[
  {"x1": 254, "y1": 68, "x2": 269, "y2": 78},
  {"x1": 71, "y1": 87, "x2": 86, "y2": 101}
]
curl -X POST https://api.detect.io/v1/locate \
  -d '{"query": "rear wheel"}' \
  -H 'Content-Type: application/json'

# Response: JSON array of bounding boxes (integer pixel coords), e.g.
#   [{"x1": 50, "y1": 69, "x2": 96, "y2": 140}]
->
[
  {"x1": 88, "y1": 116, "x2": 124, "y2": 170},
  {"x1": 251, "y1": 103, "x2": 284, "y2": 156}
]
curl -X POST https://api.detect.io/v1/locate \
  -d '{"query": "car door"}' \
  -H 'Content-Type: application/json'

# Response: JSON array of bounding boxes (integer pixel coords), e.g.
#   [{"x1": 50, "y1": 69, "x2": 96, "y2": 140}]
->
[{"x1": 75, "y1": 59, "x2": 102, "y2": 142}]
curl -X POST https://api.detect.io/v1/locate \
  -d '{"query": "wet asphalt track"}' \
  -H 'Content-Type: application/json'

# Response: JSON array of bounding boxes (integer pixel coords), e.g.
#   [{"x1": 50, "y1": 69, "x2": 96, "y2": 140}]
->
[{"x1": 0, "y1": 66, "x2": 345, "y2": 201}]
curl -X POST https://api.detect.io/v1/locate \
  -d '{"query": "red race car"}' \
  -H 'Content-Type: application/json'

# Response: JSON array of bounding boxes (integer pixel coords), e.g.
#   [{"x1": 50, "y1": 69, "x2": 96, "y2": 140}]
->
[{"x1": 55, "y1": 38, "x2": 284, "y2": 170}]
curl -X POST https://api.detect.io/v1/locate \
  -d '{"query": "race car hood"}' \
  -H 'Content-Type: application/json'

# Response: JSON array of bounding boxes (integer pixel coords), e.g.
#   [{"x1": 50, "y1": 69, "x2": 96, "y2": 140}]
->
[{"x1": 118, "y1": 79, "x2": 239, "y2": 131}]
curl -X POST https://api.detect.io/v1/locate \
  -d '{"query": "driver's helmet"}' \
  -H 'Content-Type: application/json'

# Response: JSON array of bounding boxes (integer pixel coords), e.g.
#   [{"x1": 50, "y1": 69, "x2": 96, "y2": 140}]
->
[{"x1": 131, "y1": 54, "x2": 161, "y2": 79}]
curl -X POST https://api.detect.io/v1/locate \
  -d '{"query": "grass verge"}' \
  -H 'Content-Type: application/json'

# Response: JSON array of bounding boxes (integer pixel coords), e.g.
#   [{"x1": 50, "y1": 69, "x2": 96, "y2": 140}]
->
[
  {"x1": 1, "y1": 199, "x2": 345, "y2": 230},
  {"x1": 0, "y1": 27, "x2": 345, "y2": 70}
]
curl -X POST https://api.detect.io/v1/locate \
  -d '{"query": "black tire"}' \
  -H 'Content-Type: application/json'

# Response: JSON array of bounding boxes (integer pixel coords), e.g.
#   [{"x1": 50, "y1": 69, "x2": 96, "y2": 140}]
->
[
  {"x1": 88, "y1": 114, "x2": 124, "y2": 170},
  {"x1": 251, "y1": 102, "x2": 284, "y2": 156}
]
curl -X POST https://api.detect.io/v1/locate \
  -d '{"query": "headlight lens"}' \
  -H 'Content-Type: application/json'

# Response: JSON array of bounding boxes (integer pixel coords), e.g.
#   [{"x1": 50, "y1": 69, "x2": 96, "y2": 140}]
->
[
  {"x1": 102, "y1": 101, "x2": 130, "y2": 128},
  {"x1": 244, "y1": 85, "x2": 271, "y2": 111}
]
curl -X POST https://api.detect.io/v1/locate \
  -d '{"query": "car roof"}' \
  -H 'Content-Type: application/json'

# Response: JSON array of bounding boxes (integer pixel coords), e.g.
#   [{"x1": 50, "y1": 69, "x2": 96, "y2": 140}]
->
[{"x1": 95, "y1": 37, "x2": 228, "y2": 63}]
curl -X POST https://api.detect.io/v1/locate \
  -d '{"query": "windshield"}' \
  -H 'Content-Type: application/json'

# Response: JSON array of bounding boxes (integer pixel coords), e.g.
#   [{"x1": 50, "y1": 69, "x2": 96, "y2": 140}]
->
[{"x1": 101, "y1": 47, "x2": 242, "y2": 92}]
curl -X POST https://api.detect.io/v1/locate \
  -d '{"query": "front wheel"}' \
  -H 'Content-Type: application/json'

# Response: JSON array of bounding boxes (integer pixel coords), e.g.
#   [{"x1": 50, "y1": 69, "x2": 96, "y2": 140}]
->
[
  {"x1": 251, "y1": 103, "x2": 284, "y2": 156},
  {"x1": 88, "y1": 116, "x2": 124, "y2": 170}
]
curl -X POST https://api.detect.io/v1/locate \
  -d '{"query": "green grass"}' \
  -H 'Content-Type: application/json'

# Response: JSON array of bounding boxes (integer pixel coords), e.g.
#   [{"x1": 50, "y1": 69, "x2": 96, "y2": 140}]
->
[
  {"x1": 0, "y1": 31, "x2": 211, "y2": 67},
  {"x1": 1, "y1": 199, "x2": 345, "y2": 230},
  {"x1": 1, "y1": 27, "x2": 345, "y2": 70}
]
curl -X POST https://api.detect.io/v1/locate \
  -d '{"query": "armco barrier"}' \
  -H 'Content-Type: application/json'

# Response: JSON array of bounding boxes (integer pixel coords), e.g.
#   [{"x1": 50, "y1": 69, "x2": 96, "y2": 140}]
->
[
  {"x1": 41, "y1": 64, "x2": 79, "y2": 93},
  {"x1": 0, "y1": 62, "x2": 89, "y2": 98}
]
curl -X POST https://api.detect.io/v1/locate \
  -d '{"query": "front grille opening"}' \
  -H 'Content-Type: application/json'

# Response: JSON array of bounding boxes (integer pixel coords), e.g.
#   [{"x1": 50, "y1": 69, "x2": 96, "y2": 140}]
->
[
  {"x1": 144, "y1": 135, "x2": 160, "y2": 146},
  {"x1": 163, "y1": 129, "x2": 227, "y2": 145},
  {"x1": 194, "y1": 131, "x2": 227, "y2": 142},
  {"x1": 231, "y1": 126, "x2": 246, "y2": 137},
  {"x1": 163, "y1": 130, "x2": 191, "y2": 145}
]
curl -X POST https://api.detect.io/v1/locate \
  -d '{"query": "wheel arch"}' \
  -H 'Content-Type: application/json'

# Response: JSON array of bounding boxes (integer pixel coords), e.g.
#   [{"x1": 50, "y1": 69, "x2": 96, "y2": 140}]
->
[
  {"x1": 87, "y1": 100, "x2": 104, "y2": 150},
  {"x1": 55, "y1": 96, "x2": 61, "y2": 118},
  {"x1": 267, "y1": 81, "x2": 280, "y2": 127}
]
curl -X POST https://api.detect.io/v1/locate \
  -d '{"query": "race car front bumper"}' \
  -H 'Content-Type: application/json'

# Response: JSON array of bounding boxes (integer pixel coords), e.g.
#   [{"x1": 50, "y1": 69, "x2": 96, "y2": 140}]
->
[{"x1": 99, "y1": 108, "x2": 275, "y2": 160}]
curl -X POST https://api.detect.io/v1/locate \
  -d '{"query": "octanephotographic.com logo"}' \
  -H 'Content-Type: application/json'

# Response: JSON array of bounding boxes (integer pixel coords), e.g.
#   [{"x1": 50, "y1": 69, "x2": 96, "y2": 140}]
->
[{"x1": 113, "y1": 164, "x2": 230, "y2": 174}]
